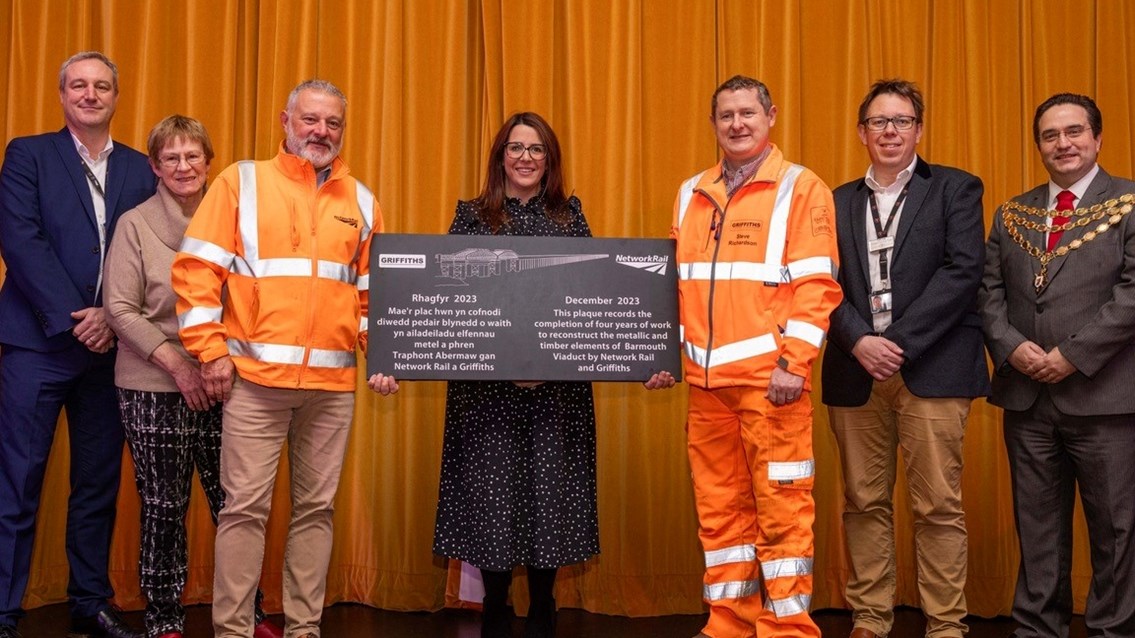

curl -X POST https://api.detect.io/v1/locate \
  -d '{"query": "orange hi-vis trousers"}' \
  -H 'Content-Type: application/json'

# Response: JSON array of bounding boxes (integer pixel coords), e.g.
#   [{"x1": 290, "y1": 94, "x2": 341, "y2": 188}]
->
[{"x1": 687, "y1": 385, "x2": 820, "y2": 638}]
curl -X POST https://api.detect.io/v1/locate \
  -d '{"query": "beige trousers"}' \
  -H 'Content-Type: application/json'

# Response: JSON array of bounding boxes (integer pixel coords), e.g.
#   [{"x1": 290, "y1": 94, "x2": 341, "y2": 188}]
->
[
  {"x1": 212, "y1": 378, "x2": 355, "y2": 638},
  {"x1": 828, "y1": 374, "x2": 971, "y2": 638}
]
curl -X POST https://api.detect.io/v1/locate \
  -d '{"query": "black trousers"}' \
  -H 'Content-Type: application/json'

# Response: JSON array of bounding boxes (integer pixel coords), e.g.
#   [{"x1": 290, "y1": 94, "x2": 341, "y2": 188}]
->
[{"x1": 118, "y1": 389, "x2": 266, "y2": 635}]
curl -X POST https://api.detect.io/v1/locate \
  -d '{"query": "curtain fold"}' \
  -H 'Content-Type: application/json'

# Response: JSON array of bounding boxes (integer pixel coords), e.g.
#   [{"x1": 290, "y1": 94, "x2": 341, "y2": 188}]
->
[{"x1": 1, "y1": 0, "x2": 1132, "y2": 619}]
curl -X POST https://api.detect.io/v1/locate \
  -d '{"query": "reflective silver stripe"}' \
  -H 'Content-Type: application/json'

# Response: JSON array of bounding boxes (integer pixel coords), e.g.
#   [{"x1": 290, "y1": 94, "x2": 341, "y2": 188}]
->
[
  {"x1": 237, "y1": 162, "x2": 260, "y2": 264},
  {"x1": 768, "y1": 459, "x2": 815, "y2": 481},
  {"x1": 676, "y1": 172, "x2": 704, "y2": 228},
  {"x1": 784, "y1": 319, "x2": 825, "y2": 348},
  {"x1": 178, "y1": 306, "x2": 223, "y2": 330},
  {"x1": 227, "y1": 339, "x2": 305, "y2": 365},
  {"x1": 684, "y1": 334, "x2": 777, "y2": 369},
  {"x1": 761, "y1": 557, "x2": 814, "y2": 581},
  {"x1": 307, "y1": 348, "x2": 357, "y2": 368},
  {"x1": 356, "y1": 273, "x2": 370, "y2": 291},
  {"x1": 355, "y1": 182, "x2": 375, "y2": 241},
  {"x1": 679, "y1": 261, "x2": 786, "y2": 284},
  {"x1": 358, "y1": 316, "x2": 368, "y2": 332},
  {"x1": 763, "y1": 163, "x2": 805, "y2": 267},
  {"x1": 787, "y1": 256, "x2": 835, "y2": 280},
  {"x1": 764, "y1": 593, "x2": 811, "y2": 618},
  {"x1": 179, "y1": 237, "x2": 235, "y2": 270},
  {"x1": 704, "y1": 544, "x2": 756, "y2": 568},
  {"x1": 230, "y1": 257, "x2": 355, "y2": 284},
  {"x1": 317, "y1": 260, "x2": 354, "y2": 284},
  {"x1": 703, "y1": 579, "x2": 761, "y2": 601}
]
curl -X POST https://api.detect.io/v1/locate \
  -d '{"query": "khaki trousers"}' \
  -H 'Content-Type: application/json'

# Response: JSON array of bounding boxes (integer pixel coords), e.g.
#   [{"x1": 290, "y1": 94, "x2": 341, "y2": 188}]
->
[
  {"x1": 828, "y1": 374, "x2": 971, "y2": 638},
  {"x1": 212, "y1": 378, "x2": 355, "y2": 638}
]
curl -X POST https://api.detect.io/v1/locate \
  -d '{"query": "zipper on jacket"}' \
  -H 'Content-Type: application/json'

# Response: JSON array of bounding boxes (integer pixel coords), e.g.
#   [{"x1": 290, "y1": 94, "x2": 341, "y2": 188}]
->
[
  {"x1": 299, "y1": 188, "x2": 320, "y2": 388},
  {"x1": 695, "y1": 188, "x2": 728, "y2": 388}
]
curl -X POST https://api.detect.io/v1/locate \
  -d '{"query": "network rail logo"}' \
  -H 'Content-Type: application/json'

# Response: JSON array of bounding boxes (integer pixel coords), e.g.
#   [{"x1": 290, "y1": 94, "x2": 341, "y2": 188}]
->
[{"x1": 615, "y1": 254, "x2": 669, "y2": 275}]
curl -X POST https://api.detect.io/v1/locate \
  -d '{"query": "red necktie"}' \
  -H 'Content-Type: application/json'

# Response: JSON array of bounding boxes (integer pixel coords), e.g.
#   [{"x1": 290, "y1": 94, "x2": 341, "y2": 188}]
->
[{"x1": 1048, "y1": 190, "x2": 1075, "y2": 251}]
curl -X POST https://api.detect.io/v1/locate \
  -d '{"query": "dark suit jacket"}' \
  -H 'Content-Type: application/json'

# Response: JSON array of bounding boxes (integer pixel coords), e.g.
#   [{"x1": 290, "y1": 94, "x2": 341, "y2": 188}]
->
[
  {"x1": 0, "y1": 128, "x2": 155, "y2": 352},
  {"x1": 822, "y1": 158, "x2": 991, "y2": 407},
  {"x1": 980, "y1": 168, "x2": 1135, "y2": 416}
]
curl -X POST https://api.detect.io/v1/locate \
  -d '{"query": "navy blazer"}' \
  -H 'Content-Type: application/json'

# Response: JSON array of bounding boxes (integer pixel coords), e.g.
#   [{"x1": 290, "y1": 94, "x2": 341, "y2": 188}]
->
[
  {"x1": 0, "y1": 128, "x2": 155, "y2": 352},
  {"x1": 822, "y1": 158, "x2": 991, "y2": 407}
]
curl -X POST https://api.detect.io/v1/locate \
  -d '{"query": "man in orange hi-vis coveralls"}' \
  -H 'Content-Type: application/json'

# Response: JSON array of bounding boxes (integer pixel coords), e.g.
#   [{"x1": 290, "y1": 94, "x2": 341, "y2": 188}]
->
[{"x1": 671, "y1": 75, "x2": 842, "y2": 638}]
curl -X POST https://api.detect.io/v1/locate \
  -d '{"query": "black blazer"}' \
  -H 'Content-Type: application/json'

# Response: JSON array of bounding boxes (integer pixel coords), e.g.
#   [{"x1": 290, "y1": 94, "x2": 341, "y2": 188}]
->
[
  {"x1": 980, "y1": 168, "x2": 1135, "y2": 416},
  {"x1": 822, "y1": 158, "x2": 991, "y2": 407},
  {"x1": 0, "y1": 128, "x2": 155, "y2": 351}
]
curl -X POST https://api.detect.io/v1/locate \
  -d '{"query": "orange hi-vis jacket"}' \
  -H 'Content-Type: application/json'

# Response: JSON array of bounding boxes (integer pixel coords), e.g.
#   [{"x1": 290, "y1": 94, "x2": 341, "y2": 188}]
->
[
  {"x1": 172, "y1": 146, "x2": 380, "y2": 392},
  {"x1": 671, "y1": 145, "x2": 841, "y2": 390}
]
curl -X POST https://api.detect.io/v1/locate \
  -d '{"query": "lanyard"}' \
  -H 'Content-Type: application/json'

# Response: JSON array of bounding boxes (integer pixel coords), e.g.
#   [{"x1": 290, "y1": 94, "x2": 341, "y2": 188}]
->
[
  {"x1": 79, "y1": 159, "x2": 105, "y2": 199},
  {"x1": 867, "y1": 184, "x2": 909, "y2": 282}
]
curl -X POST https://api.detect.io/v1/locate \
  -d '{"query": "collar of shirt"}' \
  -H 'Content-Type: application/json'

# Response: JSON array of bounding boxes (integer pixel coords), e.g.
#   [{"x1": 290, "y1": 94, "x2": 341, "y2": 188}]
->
[
  {"x1": 1047, "y1": 163, "x2": 1100, "y2": 209},
  {"x1": 70, "y1": 131, "x2": 114, "y2": 164},
  {"x1": 865, "y1": 155, "x2": 918, "y2": 195},
  {"x1": 720, "y1": 145, "x2": 771, "y2": 196}
]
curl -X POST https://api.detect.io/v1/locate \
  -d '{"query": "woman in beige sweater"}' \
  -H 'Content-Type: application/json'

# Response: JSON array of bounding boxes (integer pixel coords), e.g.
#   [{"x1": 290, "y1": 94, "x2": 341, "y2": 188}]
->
[{"x1": 104, "y1": 116, "x2": 279, "y2": 638}]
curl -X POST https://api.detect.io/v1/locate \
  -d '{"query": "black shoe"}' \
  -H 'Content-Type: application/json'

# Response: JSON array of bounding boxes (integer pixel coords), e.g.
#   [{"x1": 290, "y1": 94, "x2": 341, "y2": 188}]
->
[
  {"x1": 522, "y1": 598, "x2": 556, "y2": 638},
  {"x1": 67, "y1": 609, "x2": 144, "y2": 638},
  {"x1": 0, "y1": 624, "x2": 21, "y2": 638}
]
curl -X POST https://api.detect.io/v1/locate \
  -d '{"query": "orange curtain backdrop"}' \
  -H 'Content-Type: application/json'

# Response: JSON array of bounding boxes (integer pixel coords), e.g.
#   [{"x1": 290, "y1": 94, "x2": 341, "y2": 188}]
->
[{"x1": 1, "y1": 0, "x2": 1133, "y2": 618}]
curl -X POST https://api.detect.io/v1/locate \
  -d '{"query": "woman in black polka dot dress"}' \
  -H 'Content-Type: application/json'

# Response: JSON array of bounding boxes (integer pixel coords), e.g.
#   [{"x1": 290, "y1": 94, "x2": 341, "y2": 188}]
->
[{"x1": 434, "y1": 112, "x2": 596, "y2": 638}]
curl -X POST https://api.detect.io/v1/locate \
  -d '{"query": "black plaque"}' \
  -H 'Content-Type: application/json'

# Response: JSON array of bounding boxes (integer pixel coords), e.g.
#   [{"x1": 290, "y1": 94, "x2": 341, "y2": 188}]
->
[{"x1": 368, "y1": 234, "x2": 681, "y2": 381}]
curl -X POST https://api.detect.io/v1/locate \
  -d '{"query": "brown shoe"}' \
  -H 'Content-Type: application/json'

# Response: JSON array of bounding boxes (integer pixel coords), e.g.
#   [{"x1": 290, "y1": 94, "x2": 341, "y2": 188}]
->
[{"x1": 849, "y1": 628, "x2": 881, "y2": 638}]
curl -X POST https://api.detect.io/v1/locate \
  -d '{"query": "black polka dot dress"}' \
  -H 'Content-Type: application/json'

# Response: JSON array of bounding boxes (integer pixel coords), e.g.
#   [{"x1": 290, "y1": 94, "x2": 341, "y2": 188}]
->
[{"x1": 433, "y1": 195, "x2": 599, "y2": 571}]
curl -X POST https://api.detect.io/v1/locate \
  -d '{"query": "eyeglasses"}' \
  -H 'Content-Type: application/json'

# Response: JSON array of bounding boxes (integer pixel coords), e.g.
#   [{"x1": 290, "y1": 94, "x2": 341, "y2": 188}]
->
[
  {"x1": 1039, "y1": 124, "x2": 1090, "y2": 144},
  {"x1": 504, "y1": 142, "x2": 547, "y2": 160},
  {"x1": 158, "y1": 152, "x2": 207, "y2": 169},
  {"x1": 861, "y1": 116, "x2": 919, "y2": 131}
]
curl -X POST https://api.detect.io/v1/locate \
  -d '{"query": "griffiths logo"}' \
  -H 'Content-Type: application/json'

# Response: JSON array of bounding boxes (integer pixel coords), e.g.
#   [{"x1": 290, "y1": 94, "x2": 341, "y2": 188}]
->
[
  {"x1": 378, "y1": 254, "x2": 427, "y2": 268},
  {"x1": 615, "y1": 254, "x2": 669, "y2": 275}
]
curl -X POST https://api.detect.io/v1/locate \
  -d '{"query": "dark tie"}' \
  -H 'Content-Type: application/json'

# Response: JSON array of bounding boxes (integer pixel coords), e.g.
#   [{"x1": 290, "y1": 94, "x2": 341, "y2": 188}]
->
[{"x1": 1048, "y1": 190, "x2": 1075, "y2": 251}]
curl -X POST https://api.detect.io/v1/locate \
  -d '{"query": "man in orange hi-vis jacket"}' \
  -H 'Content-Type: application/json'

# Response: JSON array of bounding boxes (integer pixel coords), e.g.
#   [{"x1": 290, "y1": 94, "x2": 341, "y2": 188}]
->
[
  {"x1": 172, "y1": 79, "x2": 398, "y2": 638},
  {"x1": 671, "y1": 75, "x2": 842, "y2": 638}
]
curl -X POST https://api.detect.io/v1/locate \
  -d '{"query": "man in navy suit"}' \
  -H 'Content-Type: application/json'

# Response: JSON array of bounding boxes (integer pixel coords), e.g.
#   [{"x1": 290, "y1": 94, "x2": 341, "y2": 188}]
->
[
  {"x1": 0, "y1": 51, "x2": 154, "y2": 638},
  {"x1": 821, "y1": 79, "x2": 989, "y2": 638}
]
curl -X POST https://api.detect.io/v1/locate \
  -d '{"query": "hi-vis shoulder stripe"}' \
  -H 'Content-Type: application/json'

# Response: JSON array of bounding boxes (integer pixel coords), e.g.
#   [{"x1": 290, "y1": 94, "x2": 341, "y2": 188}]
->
[
  {"x1": 703, "y1": 579, "x2": 760, "y2": 601},
  {"x1": 763, "y1": 163, "x2": 804, "y2": 267},
  {"x1": 676, "y1": 172, "x2": 705, "y2": 228},
  {"x1": 768, "y1": 459, "x2": 815, "y2": 481},
  {"x1": 760, "y1": 557, "x2": 813, "y2": 581},
  {"x1": 234, "y1": 161, "x2": 364, "y2": 285},
  {"x1": 704, "y1": 544, "x2": 756, "y2": 568}
]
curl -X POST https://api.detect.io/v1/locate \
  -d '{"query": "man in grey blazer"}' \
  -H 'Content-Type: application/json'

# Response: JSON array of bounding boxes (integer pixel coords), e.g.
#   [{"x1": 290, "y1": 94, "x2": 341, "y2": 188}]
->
[
  {"x1": 981, "y1": 93, "x2": 1135, "y2": 637},
  {"x1": 822, "y1": 79, "x2": 989, "y2": 638}
]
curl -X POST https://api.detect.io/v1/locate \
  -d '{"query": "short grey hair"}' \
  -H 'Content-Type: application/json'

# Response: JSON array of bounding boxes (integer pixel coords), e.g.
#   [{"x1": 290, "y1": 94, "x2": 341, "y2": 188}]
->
[
  {"x1": 59, "y1": 51, "x2": 119, "y2": 93},
  {"x1": 285, "y1": 79, "x2": 347, "y2": 114}
]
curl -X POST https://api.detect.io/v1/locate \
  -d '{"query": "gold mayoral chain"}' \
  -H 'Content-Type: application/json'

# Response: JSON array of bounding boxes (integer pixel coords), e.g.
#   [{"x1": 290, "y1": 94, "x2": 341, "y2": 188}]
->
[{"x1": 1001, "y1": 193, "x2": 1135, "y2": 294}]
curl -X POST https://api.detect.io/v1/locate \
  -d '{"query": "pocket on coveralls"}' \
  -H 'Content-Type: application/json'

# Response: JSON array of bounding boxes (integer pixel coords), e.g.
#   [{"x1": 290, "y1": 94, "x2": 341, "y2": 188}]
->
[{"x1": 765, "y1": 400, "x2": 815, "y2": 491}]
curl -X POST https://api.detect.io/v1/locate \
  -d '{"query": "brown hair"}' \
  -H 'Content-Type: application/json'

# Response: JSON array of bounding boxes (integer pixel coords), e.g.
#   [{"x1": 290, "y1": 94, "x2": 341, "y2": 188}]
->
[
  {"x1": 146, "y1": 114, "x2": 215, "y2": 166},
  {"x1": 857, "y1": 78, "x2": 925, "y2": 124},
  {"x1": 474, "y1": 112, "x2": 569, "y2": 233},
  {"x1": 711, "y1": 75, "x2": 773, "y2": 119}
]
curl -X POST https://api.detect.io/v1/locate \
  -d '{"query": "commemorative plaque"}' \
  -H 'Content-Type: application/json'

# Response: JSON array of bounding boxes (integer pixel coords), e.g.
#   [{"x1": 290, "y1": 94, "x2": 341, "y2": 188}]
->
[{"x1": 368, "y1": 234, "x2": 681, "y2": 381}]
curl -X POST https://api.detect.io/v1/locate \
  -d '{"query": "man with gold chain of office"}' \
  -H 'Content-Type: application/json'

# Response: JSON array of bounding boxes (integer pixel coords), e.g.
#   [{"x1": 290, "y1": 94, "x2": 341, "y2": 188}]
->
[{"x1": 980, "y1": 93, "x2": 1135, "y2": 638}]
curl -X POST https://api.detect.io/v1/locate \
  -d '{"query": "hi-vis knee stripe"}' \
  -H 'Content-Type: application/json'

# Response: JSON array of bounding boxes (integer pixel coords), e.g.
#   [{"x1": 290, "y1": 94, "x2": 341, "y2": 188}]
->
[
  {"x1": 676, "y1": 172, "x2": 705, "y2": 228},
  {"x1": 684, "y1": 334, "x2": 777, "y2": 368},
  {"x1": 760, "y1": 557, "x2": 813, "y2": 580},
  {"x1": 703, "y1": 579, "x2": 760, "y2": 601},
  {"x1": 768, "y1": 459, "x2": 815, "y2": 481},
  {"x1": 704, "y1": 544, "x2": 756, "y2": 568},
  {"x1": 764, "y1": 593, "x2": 811, "y2": 618}
]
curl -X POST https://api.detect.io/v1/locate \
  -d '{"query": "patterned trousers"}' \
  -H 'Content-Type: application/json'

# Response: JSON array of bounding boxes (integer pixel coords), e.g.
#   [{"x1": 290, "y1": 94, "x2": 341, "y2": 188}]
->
[{"x1": 117, "y1": 389, "x2": 266, "y2": 636}]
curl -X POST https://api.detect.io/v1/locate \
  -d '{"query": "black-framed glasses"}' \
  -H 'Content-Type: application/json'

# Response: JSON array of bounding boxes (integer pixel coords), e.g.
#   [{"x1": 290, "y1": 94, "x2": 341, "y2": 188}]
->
[
  {"x1": 504, "y1": 142, "x2": 547, "y2": 160},
  {"x1": 158, "y1": 152, "x2": 207, "y2": 169},
  {"x1": 861, "y1": 116, "x2": 919, "y2": 131}
]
